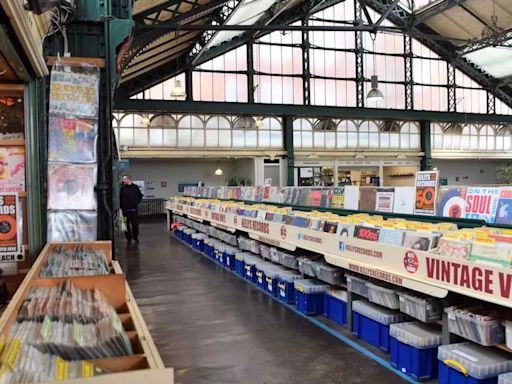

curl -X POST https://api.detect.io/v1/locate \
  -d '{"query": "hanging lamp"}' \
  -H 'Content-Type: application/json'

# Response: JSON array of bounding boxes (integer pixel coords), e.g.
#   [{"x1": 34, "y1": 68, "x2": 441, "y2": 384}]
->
[{"x1": 366, "y1": 33, "x2": 384, "y2": 103}]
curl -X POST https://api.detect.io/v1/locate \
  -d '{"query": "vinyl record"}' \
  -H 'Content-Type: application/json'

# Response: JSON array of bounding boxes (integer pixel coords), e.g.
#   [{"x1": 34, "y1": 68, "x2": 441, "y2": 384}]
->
[
  {"x1": 47, "y1": 163, "x2": 97, "y2": 210},
  {"x1": 438, "y1": 189, "x2": 466, "y2": 218},
  {"x1": 0, "y1": 215, "x2": 16, "y2": 241}
]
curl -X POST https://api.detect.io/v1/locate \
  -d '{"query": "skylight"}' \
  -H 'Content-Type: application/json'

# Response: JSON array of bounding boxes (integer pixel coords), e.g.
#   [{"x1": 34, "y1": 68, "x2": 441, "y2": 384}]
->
[
  {"x1": 398, "y1": 0, "x2": 447, "y2": 13},
  {"x1": 464, "y1": 45, "x2": 512, "y2": 79}
]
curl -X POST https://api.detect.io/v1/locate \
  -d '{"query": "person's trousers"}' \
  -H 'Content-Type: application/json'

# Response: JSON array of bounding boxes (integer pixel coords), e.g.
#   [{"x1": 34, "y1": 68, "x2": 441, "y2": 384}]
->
[{"x1": 124, "y1": 213, "x2": 139, "y2": 241}]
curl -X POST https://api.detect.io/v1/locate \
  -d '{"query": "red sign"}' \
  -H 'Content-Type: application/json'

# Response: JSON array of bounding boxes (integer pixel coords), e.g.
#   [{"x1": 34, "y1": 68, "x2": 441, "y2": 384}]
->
[
  {"x1": 211, "y1": 212, "x2": 226, "y2": 223},
  {"x1": 404, "y1": 251, "x2": 419, "y2": 273},
  {"x1": 241, "y1": 218, "x2": 270, "y2": 234},
  {"x1": 354, "y1": 226, "x2": 380, "y2": 242}
]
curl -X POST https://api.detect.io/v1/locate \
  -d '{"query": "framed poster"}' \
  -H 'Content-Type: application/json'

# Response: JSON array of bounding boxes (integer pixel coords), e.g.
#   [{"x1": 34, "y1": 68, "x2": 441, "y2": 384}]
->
[{"x1": 414, "y1": 171, "x2": 439, "y2": 216}]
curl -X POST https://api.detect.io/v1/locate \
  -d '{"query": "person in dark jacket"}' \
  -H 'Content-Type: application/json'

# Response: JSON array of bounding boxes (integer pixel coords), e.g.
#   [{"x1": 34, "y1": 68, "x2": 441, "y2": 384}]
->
[{"x1": 120, "y1": 175, "x2": 143, "y2": 242}]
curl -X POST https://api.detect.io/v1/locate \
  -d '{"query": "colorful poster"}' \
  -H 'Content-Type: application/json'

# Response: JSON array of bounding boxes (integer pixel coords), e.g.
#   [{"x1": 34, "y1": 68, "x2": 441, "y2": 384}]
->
[
  {"x1": 414, "y1": 171, "x2": 439, "y2": 216},
  {"x1": 464, "y1": 187, "x2": 500, "y2": 223},
  {"x1": 48, "y1": 117, "x2": 97, "y2": 163},
  {"x1": 437, "y1": 187, "x2": 467, "y2": 218},
  {"x1": 309, "y1": 189, "x2": 322, "y2": 207},
  {"x1": 495, "y1": 187, "x2": 512, "y2": 225},
  {"x1": 49, "y1": 64, "x2": 100, "y2": 119},
  {"x1": 0, "y1": 193, "x2": 21, "y2": 260},
  {"x1": 331, "y1": 187, "x2": 345, "y2": 209},
  {"x1": 0, "y1": 146, "x2": 25, "y2": 192},
  {"x1": 375, "y1": 189, "x2": 395, "y2": 213}
]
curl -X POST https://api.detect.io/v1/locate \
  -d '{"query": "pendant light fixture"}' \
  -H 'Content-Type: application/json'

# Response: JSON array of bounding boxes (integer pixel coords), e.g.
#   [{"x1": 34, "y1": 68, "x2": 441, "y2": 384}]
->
[
  {"x1": 141, "y1": 114, "x2": 150, "y2": 126},
  {"x1": 170, "y1": 28, "x2": 187, "y2": 99},
  {"x1": 366, "y1": 33, "x2": 384, "y2": 103}
]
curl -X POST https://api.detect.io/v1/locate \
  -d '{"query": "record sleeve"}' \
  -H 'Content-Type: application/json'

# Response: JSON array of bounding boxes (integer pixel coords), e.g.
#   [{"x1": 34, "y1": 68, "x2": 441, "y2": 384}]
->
[
  {"x1": 47, "y1": 210, "x2": 97, "y2": 242},
  {"x1": 323, "y1": 221, "x2": 338, "y2": 234},
  {"x1": 344, "y1": 186, "x2": 360, "y2": 210},
  {"x1": 48, "y1": 117, "x2": 98, "y2": 163},
  {"x1": 393, "y1": 187, "x2": 415, "y2": 214},
  {"x1": 359, "y1": 187, "x2": 377, "y2": 212},
  {"x1": 331, "y1": 187, "x2": 345, "y2": 209},
  {"x1": 402, "y1": 232, "x2": 434, "y2": 251},
  {"x1": 495, "y1": 187, "x2": 512, "y2": 225},
  {"x1": 463, "y1": 187, "x2": 500, "y2": 223},
  {"x1": 375, "y1": 189, "x2": 395, "y2": 213},
  {"x1": 47, "y1": 163, "x2": 97, "y2": 210},
  {"x1": 378, "y1": 228, "x2": 405, "y2": 246},
  {"x1": 354, "y1": 225, "x2": 380, "y2": 242},
  {"x1": 437, "y1": 187, "x2": 467, "y2": 218},
  {"x1": 309, "y1": 189, "x2": 322, "y2": 207},
  {"x1": 338, "y1": 223, "x2": 355, "y2": 237}
]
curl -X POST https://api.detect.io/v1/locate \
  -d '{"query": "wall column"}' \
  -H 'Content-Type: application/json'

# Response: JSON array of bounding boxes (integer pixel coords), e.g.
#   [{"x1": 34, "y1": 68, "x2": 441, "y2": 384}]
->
[
  {"x1": 283, "y1": 116, "x2": 294, "y2": 186},
  {"x1": 420, "y1": 120, "x2": 432, "y2": 171}
]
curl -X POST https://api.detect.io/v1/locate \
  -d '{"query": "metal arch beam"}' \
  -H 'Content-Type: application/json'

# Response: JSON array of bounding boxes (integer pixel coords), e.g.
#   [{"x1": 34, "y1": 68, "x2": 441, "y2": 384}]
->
[
  {"x1": 412, "y1": 0, "x2": 467, "y2": 25},
  {"x1": 457, "y1": 28, "x2": 512, "y2": 56},
  {"x1": 112, "y1": 98, "x2": 512, "y2": 124},
  {"x1": 119, "y1": 0, "x2": 345, "y2": 96},
  {"x1": 364, "y1": 0, "x2": 512, "y2": 108}
]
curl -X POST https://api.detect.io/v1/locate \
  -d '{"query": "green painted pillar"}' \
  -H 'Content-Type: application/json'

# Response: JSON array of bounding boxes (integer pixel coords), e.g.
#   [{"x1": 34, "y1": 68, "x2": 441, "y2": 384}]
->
[
  {"x1": 283, "y1": 116, "x2": 294, "y2": 186},
  {"x1": 420, "y1": 120, "x2": 432, "y2": 171}
]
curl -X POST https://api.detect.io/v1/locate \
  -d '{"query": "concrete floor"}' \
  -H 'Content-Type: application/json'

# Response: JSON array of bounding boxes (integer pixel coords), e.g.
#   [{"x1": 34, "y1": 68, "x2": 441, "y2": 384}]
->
[{"x1": 117, "y1": 220, "x2": 407, "y2": 384}]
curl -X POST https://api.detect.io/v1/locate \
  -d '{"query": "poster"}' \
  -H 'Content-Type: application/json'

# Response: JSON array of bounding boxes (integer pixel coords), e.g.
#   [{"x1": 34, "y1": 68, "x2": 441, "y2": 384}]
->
[
  {"x1": 145, "y1": 181, "x2": 155, "y2": 198},
  {"x1": 437, "y1": 187, "x2": 467, "y2": 218},
  {"x1": 49, "y1": 64, "x2": 100, "y2": 119},
  {"x1": 495, "y1": 187, "x2": 512, "y2": 225},
  {"x1": 464, "y1": 187, "x2": 500, "y2": 223},
  {"x1": 375, "y1": 190, "x2": 395, "y2": 213},
  {"x1": 0, "y1": 146, "x2": 25, "y2": 192},
  {"x1": 309, "y1": 189, "x2": 322, "y2": 207},
  {"x1": 331, "y1": 187, "x2": 345, "y2": 209},
  {"x1": 47, "y1": 163, "x2": 97, "y2": 210},
  {"x1": 0, "y1": 193, "x2": 21, "y2": 259},
  {"x1": 414, "y1": 171, "x2": 439, "y2": 216}
]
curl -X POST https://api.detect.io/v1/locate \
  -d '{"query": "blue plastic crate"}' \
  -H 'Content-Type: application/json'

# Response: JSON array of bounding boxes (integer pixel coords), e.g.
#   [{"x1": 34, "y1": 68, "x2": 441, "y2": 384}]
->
[
  {"x1": 224, "y1": 252, "x2": 235, "y2": 270},
  {"x1": 265, "y1": 276, "x2": 279, "y2": 297},
  {"x1": 192, "y1": 239, "x2": 204, "y2": 252},
  {"x1": 277, "y1": 280, "x2": 296, "y2": 304},
  {"x1": 235, "y1": 259, "x2": 245, "y2": 276},
  {"x1": 295, "y1": 291, "x2": 324, "y2": 315},
  {"x1": 438, "y1": 363, "x2": 497, "y2": 384},
  {"x1": 353, "y1": 312, "x2": 392, "y2": 352},
  {"x1": 256, "y1": 270, "x2": 266, "y2": 290},
  {"x1": 323, "y1": 292, "x2": 347, "y2": 326},
  {"x1": 390, "y1": 338, "x2": 438, "y2": 381},
  {"x1": 204, "y1": 244, "x2": 212, "y2": 257},
  {"x1": 244, "y1": 264, "x2": 256, "y2": 282}
]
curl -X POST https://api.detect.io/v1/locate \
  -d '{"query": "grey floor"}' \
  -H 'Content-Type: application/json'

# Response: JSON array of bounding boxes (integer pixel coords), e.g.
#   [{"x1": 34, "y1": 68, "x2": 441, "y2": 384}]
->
[{"x1": 117, "y1": 220, "x2": 407, "y2": 384}]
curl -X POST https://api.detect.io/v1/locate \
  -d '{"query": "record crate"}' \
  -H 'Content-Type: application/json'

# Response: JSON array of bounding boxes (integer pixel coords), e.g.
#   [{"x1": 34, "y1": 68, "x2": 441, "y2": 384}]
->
[{"x1": 0, "y1": 241, "x2": 173, "y2": 383}]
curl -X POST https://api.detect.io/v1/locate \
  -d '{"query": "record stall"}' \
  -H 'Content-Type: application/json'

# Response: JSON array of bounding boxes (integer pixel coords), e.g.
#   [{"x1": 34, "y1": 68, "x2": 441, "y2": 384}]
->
[
  {"x1": 0, "y1": 240, "x2": 173, "y2": 383},
  {"x1": 166, "y1": 184, "x2": 512, "y2": 384}
]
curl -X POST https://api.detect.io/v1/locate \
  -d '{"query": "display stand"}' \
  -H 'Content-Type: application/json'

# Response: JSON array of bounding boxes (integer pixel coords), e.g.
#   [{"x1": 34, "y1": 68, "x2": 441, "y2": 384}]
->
[
  {"x1": 0, "y1": 241, "x2": 173, "y2": 383},
  {"x1": 167, "y1": 200, "x2": 512, "y2": 309}
]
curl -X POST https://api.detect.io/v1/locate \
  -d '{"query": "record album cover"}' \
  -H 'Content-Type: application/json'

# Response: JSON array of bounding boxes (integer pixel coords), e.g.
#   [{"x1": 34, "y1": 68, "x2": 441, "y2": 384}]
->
[
  {"x1": 48, "y1": 117, "x2": 97, "y2": 163},
  {"x1": 354, "y1": 225, "x2": 380, "y2": 242},
  {"x1": 437, "y1": 187, "x2": 467, "y2": 218},
  {"x1": 47, "y1": 210, "x2": 97, "y2": 242},
  {"x1": 323, "y1": 221, "x2": 338, "y2": 234},
  {"x1": 338, "y1": 223, "x2": 355, "y2": 237},
  {"x1": 495, "y1": 187, "x2": 512, "y2": 225},
  {"x1": 359, "y1": 188, "x2": 377, "y2": 212},
  {"x1": 403, "y1": 232, "x2": 433, "y2": 251},
  {"x1": 331, "y1": 187, "x2": 345, "y2": 209},
  {"x1": 47, "y1": 163, "x2": 97, "y2": 210},
  {"x1": 378, "y1": 228, "x2": 405, "y2": 246},
  {"x1": 309, "y1": 189, "x2": 322, "y2": 207},
  {"x1": 375, "y1": 189, "x2": 395, "y2": 213},
  {"x1": 344, "y1": 186, "x2": 360, "y2": 210}
]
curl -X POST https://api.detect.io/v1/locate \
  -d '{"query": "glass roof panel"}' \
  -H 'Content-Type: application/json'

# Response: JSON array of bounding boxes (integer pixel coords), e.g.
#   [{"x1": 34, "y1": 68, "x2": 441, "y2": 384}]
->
[
  {"x1": 205, "y1": 0, "x2": 279, "y2": 50},
  {"x1": 464, "y1": 45, "x2": 512, "y2": 79}
]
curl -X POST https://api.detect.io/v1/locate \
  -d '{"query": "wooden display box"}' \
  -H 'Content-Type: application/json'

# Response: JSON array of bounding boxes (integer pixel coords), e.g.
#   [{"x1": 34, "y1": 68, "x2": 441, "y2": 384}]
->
[{"x1": 0, "y1": 241, "x2": 173, "y2": 383}]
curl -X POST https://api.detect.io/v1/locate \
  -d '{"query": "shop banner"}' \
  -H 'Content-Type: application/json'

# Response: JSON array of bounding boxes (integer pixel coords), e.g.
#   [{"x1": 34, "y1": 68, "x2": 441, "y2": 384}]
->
[
  {"x1": 414, "y1": 171, "x2": 439, "y2": 216},
  {"x1": 0, "y1": 193, "x2": 22, "y2": 261}
]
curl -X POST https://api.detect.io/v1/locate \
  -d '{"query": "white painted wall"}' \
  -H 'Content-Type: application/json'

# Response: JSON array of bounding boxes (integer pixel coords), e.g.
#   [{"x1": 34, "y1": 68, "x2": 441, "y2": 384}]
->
[
  {"x1": 433, "y1": 159, "x2": 511, "y2": 185},
  {"x1": 125, "y1": 158, "x2": 256, "y2": 198}
]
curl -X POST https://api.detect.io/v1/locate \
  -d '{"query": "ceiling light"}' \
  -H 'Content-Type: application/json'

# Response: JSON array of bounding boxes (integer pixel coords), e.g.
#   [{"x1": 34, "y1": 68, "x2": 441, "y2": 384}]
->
[
  {"x1": 366, "y1": 75, "x2": 384, "y2": 102},
  {"x1": 170, "y1": 79, "x2": 186, "y2": 98},
  {"x1": 141, "y1": 115, "x2": 150, "y2": 126},
  {"x1": 255, "y1": 118, "x2": 263, "y2": 128},
  {"x1": 214, "y1": 168, "x2": 224, "y2": 176}
]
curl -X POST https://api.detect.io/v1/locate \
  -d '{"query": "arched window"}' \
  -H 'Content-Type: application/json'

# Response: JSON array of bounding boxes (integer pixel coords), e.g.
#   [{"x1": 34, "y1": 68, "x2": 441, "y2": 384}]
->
[
  {"x1": 359, "y1": 121, "x2": 379, "y2": 148},
  {"x1": 400, "y1": 122, "x2": 419, "y2": 149},
  {"x1": 177, "y1": 115, "x2": 204, "y2": 147},
  {"x1": 461, "y1": 124, "x2": 478, "y2": 150},
  {"x1": 233, "y1": 116, "x2": 257, "y2": 130},
  {"x1": 431, "y1": 123, "x2": 444, "y2": 150},
  {"x1": 205, "y1": 116, "x2": 231, "y2": 147},
  {"x1": 147, "y1": 114, "x2": 175, "y2": 147},
  {"x1": 443, "y1": 123, "x2": 462, "y2": 150},
  {"x1": 294, "y1": 118, "x2": 313, "y2": 148},
  {"x1": 497, "y1": 125, "x2": 512, "y2": 151},
  {"x1": 260, "y1": 118, "x2": 282, "y2": 148},
  {"x1": 479, "y1": 125, "x2": 495, "y2": 151},
  {"x1": 337, "y1": 120, "x2": 358, "y2": 148}
]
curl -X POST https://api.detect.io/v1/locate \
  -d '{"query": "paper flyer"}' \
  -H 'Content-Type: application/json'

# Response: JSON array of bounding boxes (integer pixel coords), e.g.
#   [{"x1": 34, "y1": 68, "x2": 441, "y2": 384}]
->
[
  {"x1": 0, "y1": 193, "x2": 21, "y2": 259},
  {"x1": 414, "y1": 171, "x2": 439, "y2": 216}
]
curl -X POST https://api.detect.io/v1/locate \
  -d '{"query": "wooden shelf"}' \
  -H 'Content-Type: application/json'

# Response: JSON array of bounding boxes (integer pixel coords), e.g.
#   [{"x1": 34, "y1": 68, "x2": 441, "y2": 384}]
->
[
  {"x1": 497, "y1": 344, "x2": 512, "y2": 354},
  {"x1": 0, "y1": 138, "x2": 24, "y2": 146},
  {"x1": 0, "y1": 241, "x2": 171, "y2": 383}
]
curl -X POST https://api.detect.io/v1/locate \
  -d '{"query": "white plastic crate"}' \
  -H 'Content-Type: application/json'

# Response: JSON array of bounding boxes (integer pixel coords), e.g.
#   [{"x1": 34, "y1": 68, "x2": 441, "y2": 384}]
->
[
  {"x1": 260, "y1": 244, "x2": 271, "y2": 259},
  {"x1": 438, "y1": 342, "x2": 512, "y2": 380},
  {"x1": 277, "y1": 250, "x2": 298, "y2": 269},
  {"x1": 398, "y1": 291, "x2": 443, "y2": 323},
  {"x1": 366, "y1": 282, "x2": 400, "y2": 310},
  {"x1": 445, "y1": 306, "x2": 505, "y2": 346},
  {"x1": 346, "y1": 274, "x2": 369, "y2": 298},
  {"x1": 389, "y1": 322, "x2": 442, "y2": 349},
  {"x1": 294, "y1": 279, "x2": 329, "y2": 294},
  {"x1": 278, "y1": 270, "x2": 302, "y2": 282},
  {"x1": 353, "y1": 300, "x2": 408, "y2": 325},
  {"x1": 499, "y1": 372, "x2": 512, "y2": 384}
]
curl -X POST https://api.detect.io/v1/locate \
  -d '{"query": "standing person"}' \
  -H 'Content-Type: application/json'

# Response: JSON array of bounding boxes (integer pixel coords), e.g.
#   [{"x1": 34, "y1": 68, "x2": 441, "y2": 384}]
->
[{"x1": 120, "y1": 175, "x2": 143, "y2": 242}]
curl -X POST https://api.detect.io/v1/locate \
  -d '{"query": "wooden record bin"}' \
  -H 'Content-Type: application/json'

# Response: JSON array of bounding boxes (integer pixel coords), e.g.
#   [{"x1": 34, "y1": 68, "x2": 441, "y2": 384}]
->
[{"x1": 0, "y1": 241, "x2": 173, "y2": 383}]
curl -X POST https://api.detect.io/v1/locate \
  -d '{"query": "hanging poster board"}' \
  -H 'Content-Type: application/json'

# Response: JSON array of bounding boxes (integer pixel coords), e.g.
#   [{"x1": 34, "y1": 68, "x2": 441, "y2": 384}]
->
[
  {"x1": 414, "y1": 171, "x2": 439, "y2": 216},
  {"x1": 0, "y1": 193, "x2": 22, "y2": 261}
]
